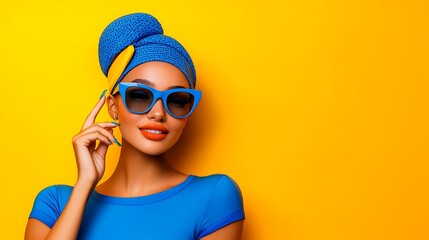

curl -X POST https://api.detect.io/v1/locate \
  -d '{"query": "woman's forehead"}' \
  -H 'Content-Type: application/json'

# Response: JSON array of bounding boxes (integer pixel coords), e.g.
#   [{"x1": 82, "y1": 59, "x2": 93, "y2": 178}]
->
[{"x1": 121, "y1": 62, "x2": 189, "y2": 88}]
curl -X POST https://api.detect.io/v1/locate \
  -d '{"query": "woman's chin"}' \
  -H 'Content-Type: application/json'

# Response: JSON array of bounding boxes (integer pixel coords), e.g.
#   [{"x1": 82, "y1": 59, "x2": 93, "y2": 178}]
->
[
  {"x1": 140, "y1": 148, "x2": 168, "y2": 156},
  {"x1": 128, "y1": 141, "x2": 172, "y2": 156}
]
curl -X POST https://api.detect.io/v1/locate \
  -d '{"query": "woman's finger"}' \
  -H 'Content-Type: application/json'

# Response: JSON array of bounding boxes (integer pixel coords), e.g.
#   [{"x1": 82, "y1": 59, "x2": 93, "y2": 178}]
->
[
  {"x1": 74, "y1": 131, "x2": 113, "y2": 147},
  {"x1": 73, "y1": 126, "x2": 115, "y2": 146},
  {"x1": 81, "y1": 95, "x2": 107, "y2": 131},
  {"x1": 78, "y1": 123, "x2": 117, "y2": 142},
  {"x1": 94, "y1": 122, "x2": 119, "y2": 128},
  {"x1": 80, "y1": 122, "x2": 117, "y2": 135},
  {"x1": 95, "y1": 140, "x2": 110, "y2": 160}
]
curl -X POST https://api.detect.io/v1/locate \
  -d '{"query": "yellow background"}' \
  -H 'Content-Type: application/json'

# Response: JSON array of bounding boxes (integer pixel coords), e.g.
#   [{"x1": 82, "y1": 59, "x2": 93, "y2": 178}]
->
[{"x1": 0, "y1": 0, "x2": 428, "y2": 239}]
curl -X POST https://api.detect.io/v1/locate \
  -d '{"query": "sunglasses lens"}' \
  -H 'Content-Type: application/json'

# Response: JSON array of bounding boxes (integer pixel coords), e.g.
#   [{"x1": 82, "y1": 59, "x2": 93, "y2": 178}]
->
[
  {"x1": 167, "y1": 92, "x2": 194, "y2": 117},
  {"x1": 125, "y1": 87, "x2": 153, "y2": 113}
]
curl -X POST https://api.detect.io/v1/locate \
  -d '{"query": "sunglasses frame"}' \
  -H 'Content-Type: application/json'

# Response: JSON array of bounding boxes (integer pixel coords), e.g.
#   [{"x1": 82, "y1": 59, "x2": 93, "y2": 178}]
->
[{"x1": 117, "y1": 82, "x2": 202, "y2": 118}]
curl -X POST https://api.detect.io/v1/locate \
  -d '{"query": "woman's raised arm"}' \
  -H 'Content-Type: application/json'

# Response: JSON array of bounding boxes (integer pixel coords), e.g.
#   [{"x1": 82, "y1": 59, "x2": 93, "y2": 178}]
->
[{"x1": 25, "y1": 94, "x2": 118, "y2": 240}]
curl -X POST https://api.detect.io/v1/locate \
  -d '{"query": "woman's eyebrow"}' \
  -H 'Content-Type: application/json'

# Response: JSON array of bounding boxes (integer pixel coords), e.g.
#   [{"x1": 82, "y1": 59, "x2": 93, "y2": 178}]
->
[
  {"x1": 167, "y1": 86, "x2": 186, "y2": 90},
  {"x1": 132, "y1": 78, "x2": 155, "y2": 87},
  {"x1": 131, "y1": 78, "x2": 187, "y2": 90}
]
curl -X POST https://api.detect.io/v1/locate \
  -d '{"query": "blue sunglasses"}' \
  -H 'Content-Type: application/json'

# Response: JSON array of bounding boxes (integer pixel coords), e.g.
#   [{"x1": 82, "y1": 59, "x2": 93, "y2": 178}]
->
[{"x1": 117, "y1": 82, "x2": 202, "y2": 118}]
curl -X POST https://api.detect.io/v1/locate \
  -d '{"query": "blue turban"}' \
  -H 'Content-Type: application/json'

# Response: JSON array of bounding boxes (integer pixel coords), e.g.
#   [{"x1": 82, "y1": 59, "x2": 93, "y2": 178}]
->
[{"x1": 98, "y1": 13, "x2": 197, "y2": 94}]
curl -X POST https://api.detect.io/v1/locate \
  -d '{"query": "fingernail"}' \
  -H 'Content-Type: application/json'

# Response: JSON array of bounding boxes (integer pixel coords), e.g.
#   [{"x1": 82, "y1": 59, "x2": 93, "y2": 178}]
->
[
  {"x1": 111, "y1": 121, "x2": 120, "y2": 126},
  {"x1": 99, "y1": 89, "x2": 107, "y2": 100},
  {"x1": 108, "y1": 140, "x2": 113, "y2": 145},
  {"x1": 113, "y1": 136, "x2": 122, "y2": 147}
]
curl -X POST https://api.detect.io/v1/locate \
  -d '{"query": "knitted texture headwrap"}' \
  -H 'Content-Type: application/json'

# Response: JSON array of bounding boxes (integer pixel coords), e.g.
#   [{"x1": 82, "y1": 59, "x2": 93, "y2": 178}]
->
[{"x1": 98, "y1": 13, "x2": 197, "y2": 94}]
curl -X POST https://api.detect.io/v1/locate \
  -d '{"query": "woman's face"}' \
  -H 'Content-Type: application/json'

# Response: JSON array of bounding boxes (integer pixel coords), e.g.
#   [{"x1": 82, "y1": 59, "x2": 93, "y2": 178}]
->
[{"x1": 108, "y1": 61, "x2": 190, "y2": 155}]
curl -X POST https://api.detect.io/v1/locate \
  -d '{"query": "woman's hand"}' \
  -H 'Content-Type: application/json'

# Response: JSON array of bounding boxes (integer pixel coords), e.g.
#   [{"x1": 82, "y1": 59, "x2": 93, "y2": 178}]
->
[
  {"x1": 71, "y1": 95, "x2": 118, "y2": 187},
  {"x1": 25, "y1": 94, "x2": 120, "y2": 240}
]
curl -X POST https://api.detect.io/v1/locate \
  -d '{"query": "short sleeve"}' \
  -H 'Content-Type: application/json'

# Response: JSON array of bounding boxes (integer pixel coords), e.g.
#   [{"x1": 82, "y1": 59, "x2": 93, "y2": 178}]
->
[
  {"x1": 28, "y1": 185, "x2": 72, "y2": 228},
  {"x1": 197, "y1": 175, "x2": 245, "y2": 239}
]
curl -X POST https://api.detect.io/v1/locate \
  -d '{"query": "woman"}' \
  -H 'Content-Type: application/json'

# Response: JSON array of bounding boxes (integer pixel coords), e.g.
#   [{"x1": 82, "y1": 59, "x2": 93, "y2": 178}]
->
[{"x1": 25, "y1": 13, "x2": 245, "y2": 240}]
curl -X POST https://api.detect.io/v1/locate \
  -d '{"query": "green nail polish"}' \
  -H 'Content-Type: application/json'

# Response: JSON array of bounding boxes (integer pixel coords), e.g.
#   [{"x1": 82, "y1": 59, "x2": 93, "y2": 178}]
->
[
  {"x1": 111, "y1": 121, "x2": 120, "y2": 126},
  {"x1": 99, "y1": 89, "x2": 107, "y2": 99},
  {"x1": 113, "y1": 136, "x2": 122, "y2": 147}
]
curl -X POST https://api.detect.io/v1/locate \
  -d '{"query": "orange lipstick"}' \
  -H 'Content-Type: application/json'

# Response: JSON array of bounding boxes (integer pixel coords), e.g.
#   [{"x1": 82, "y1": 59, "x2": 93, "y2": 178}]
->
[{"x1": 139, "y1": 124, "x2": 169, "y2": 141}]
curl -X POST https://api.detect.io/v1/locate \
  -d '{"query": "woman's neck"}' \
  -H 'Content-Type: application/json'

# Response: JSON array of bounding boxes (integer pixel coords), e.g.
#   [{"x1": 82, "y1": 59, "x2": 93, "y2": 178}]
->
[{"x1": 95, "y1": 138, "x2": 186, "y2": 197}]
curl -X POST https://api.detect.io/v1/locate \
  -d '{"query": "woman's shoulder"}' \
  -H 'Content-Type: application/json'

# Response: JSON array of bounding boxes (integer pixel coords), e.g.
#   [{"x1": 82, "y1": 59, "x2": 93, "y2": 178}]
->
[
  {"x1": 29, "y1": 184, "x2": 74, "y2": 228},
  {"x1": 190, "y1": 173, "x2": 244, "y2": 200},
  {"x1": 191, "y1": 173, "x2": 240, "y2": 186},
  {"x1": 36, "y1": 184, "x2": 73, "y2": 195},
  {"x1": 190, "y1": 174, "x2": 245, "y2": 239},
  {"x1": 33, "y1": 184, "x2": 73, "y2": 206}
]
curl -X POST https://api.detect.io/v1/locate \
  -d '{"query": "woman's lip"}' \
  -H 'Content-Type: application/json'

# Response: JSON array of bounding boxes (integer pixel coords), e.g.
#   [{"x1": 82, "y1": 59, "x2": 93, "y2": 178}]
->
[
  {"x1": 140, "y1": 129, "x2": 167, "y2": 141},
  {"x1": 139, "y1": 124, "x2": 169, "y2": 133},
  {"x1": 139, "y1": 124, "x2": 169, "y2": 141}
]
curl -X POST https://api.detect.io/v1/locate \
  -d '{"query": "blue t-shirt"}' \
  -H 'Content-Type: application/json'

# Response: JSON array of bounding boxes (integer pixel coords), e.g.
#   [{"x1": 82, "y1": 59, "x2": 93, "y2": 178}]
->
[{"x1": 28, "y1": 174, "x2": 245, "y2": 240}]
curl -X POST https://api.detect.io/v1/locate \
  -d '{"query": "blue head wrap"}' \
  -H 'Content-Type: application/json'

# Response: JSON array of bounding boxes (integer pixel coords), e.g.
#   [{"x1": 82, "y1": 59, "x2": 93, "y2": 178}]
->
[{"x1": 98, "y1": 13, "x2": 197, "y2": 94}]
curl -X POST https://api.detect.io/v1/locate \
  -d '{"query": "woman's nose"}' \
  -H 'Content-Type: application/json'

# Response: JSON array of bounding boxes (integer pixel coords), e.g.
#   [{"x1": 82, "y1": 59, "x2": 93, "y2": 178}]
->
[{"x1": 147, "y1": 98, "x2": 166, "y2": 122}]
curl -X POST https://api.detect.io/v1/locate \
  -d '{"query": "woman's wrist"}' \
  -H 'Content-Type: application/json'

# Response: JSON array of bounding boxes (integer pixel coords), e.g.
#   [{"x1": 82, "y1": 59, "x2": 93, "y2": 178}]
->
[{"x1": 75, "y1": 177, "x2": 98, "y2": 192}]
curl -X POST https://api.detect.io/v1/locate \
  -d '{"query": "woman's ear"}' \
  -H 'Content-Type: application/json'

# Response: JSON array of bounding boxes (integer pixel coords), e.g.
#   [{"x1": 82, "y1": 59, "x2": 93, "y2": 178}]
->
[{"x1": 106, "y1": 94, "x2": 118, "y2": 120}]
